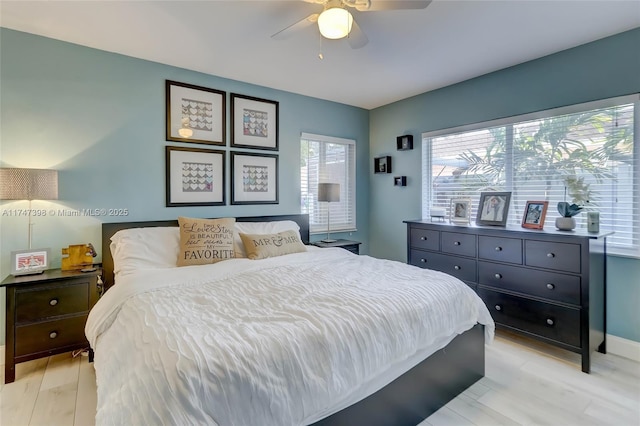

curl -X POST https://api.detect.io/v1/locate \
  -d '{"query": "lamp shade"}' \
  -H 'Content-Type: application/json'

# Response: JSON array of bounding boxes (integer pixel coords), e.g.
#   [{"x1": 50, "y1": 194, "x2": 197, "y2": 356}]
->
[
  {"x1": 317, "y1": 7, "x2": 353, "y2": 39},
  {"x1": 0, "y1": 168, "x2": 58, "y2": 200},
  {"x1": 318, "y1": 183, "x2": 340, "y2": 203}
]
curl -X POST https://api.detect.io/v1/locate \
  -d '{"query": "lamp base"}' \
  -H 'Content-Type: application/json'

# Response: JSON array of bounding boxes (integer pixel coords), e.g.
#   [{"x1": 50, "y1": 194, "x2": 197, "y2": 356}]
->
[{"x1": 321, "y1": 238, "x2": 338, "y2": 243}]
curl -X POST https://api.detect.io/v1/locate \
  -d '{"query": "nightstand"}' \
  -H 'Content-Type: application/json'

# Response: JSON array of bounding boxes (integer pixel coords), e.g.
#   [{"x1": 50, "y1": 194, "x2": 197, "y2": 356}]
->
[
  {"x1": 1, "y1": 268, "x2": 100, "y2": 383},
  {"x1": 312, "y1": 239, "x2": 361, "y2": 255}
]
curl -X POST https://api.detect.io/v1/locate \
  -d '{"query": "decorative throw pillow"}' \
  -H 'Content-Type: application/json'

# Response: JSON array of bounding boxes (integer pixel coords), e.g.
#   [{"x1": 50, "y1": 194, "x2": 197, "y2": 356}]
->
[
  {"x1": 239, "y1": 230, "x2": 306, "y2": 260},
  {"x1": 177, "y1": 217, "x2": 236, "y2": 266},
  {"x1": 233, "y1": 220, "x2": 301, "y2": 258}
]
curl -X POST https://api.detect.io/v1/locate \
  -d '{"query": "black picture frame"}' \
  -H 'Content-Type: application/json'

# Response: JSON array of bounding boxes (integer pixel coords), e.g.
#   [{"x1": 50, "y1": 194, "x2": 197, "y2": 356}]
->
[
  {"x1": 374, "y1": 156, "x2": 392, "y2": 174},
  {"x1": 165, "y1": 146, "x2": 226, "y2": 207},
  {"x1": 165, "y1": 80, "x2": 226, "y2": 145},
  {"x1": 394, "y1": 176, "x2": 407, "y2": 186},
  {"x1": 231, "y1": 93, "x2": 279, "y2": 150},
  {"x1": 476, "y1": 191, "x2": 511, "y2": 226},
  {"x1": 230, "y1": 151, "x2": 279, "y2": 205},
  {"x1": 396, "y1": 135, "x2": 413, "y2": 151}
]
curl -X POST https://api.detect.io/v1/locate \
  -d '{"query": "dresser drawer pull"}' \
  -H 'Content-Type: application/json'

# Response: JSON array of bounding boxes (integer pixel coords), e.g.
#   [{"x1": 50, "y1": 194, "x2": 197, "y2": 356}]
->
[
  {"x1": 454, "y1": 265, "x2": 461, "y2": 270},
  {"x1": 546, "y1": 318, "x2": 554, "y2": 326},
  {"x1": 49, "y1": 331, "x2": 58, "y2": 339},
  {"x1": 49, "y1": 298, "x2": 59, "y2": 306},
  {"x1": 495, "y1": 246, "x2": 502, "y2": 252},
  {"x1": 546, "y1": 283, "x2": 555, "y2": 290},
  {"x1": 420, "y1": 258, "x2": 427, "y2": 263},
  {"x1": 547, "y1": 253, "x2": 555, "y2": 258},
  {"x1": 494, "y1": 273, "x2": 502, "y2": 279},
  {"x1": 420, "y1": 236, "x2": 427, "y2": 241},
  {"x1": 454, "y1": 241, "x2": 461, "y2": 246},
  {"x1": 495, "y1": 305, "x2": 502, "y2": 311}
]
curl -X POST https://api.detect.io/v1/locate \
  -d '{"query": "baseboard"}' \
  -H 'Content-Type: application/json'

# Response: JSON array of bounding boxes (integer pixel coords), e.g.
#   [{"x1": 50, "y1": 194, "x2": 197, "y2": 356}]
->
[{"x1": 607, "y1": 334, "x2": 640, "y2": 362}]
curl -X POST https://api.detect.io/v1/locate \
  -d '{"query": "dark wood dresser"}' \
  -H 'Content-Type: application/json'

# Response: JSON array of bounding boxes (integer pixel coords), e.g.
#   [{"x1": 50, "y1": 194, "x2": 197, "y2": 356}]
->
[
  {"x1": 1, "y1": 268, "x2": 100, "y2": 383},
  {"x1": 404, "y1": 220, "x2": 610, "y2": 373}
]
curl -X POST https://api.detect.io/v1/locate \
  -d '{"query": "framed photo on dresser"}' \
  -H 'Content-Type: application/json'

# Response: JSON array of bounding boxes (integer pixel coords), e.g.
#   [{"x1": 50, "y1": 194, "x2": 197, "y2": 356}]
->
[
  {"x1": 521, "y1": 201, "x2": 548, "y2": 229},
  {"x1": 476, "y1": 192, "x2": 511, "y2": 226}
]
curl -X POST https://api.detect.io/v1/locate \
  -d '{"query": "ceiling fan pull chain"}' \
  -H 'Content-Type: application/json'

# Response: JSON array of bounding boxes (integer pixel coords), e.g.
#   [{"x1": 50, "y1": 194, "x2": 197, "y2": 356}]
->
[{"x1": 318, "y1": 34, "x2": 324, "y2": 60}]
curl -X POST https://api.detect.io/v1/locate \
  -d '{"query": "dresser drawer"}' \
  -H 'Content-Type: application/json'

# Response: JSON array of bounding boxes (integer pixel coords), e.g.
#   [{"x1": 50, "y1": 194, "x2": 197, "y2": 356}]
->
[
  {"x1": 16, "y1": 281, "x2": 89, "y2": 323},
  {"x1": 525, "y1": 240, "x2": 581, "y2": 273},
  {"x1": 478, "y1": 262, "x2": 581, "y2": 305},
  {"x1": 479, "y1": 236, "x2": 522, "y2": 264},
  {"x1": 410, "y1": 228, "x2": 439, "y2": 251},
  {"x1": 479, "y1": 288, "x2": 580, "y2": 347},
  {"x1": 15, "y1": 315, "x2": 88, "y2": 357},
  {"x1": 441, "y1": 232, "x2": 477, "y2": 257},
  {"x1": 410, "y1": 249, "x2": 476, "y2": 282}
]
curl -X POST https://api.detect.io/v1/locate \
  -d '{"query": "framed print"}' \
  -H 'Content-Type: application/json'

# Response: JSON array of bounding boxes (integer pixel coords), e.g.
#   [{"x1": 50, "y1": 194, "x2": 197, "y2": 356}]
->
[
  {"x1": 231, "y1": 151, "x2": 278, "y2": 205},
  {"x1": 231, "y1": 93, "x2": 279, "y2": 150},
  {"x1": 450, "y1": 198, "x2": 471, "y2": 224},
  {"x1": 166, "y1": 80, "x2": 226, "y2": 145},
  {"x1": 522, "y1": 200, "x2": 549, "y2": 229},
  {"x1": 476, "y1": 191, "x2": 511, "y2": 226},
  {"x1": 166, "y1": 146, "x2": 225, "y2": 207},
  {"x1": 11, "y1": 248, "x2": 50, "y2": 276}
]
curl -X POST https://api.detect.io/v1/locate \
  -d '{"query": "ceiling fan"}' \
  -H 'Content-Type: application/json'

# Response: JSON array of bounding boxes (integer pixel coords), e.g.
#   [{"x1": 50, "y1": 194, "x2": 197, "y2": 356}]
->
[{"x1": 271, "y1": 0, "x2": 432, "y2": 50}]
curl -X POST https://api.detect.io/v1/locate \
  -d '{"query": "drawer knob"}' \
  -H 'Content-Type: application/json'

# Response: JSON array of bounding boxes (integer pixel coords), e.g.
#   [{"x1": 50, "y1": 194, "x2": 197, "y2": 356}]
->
[
  {"x1": 420, "y1": 258, "x2": 427, "y2": 263},
  {"x1": 546, "y1": 283, "x2": 555, "y2": 290},
  {"x1": 495, "y1": 246, "x2": 502, "y2": 252},
  {"x1": 454, "y1": 265, "x2": 461, "y2": 270},
  {"x1": 49, "y1": 331, "x2": 58, "y2": 339},
  {"x1": 454, "y1": 241, "x2": 461, "y2": 246},
  {"x1": 495, "y1": 305, "x2": 502, "y2": 311},
  {"x1": 546, "y1": 318, "x2": 554, "y2": 326},
  {"x1": 494, "y1": 273, "x2": 502, "y2": 279},
  {"x1": 420, "y1": 236, "x2": 427, "y2": 241},
  {"x1": 49, "y1": 298, "x2": 58, "y2": 306},
  {"x1": 547, "y1": 253, "x2": 555, "y2": 258}
]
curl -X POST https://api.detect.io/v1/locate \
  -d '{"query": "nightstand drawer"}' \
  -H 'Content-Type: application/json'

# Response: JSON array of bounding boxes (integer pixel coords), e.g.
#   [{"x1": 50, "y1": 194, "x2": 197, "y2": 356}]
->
[
  {"x1": 410, "y1": 228, "x2": 439, "y2": 251},
  {"x1": 16, "y1": 281, "x2": 89, "y2": 323},
  {"x1": 441, "y1": 232, "x2": 476, "y2": 257},
  {"x1": 478, "y1": 262, "x2": 581, "y2": 305},
  {"x1": 15, "y1": 315, "x2": 88, "y2": 357},
  {"x1": 479, "y1": 236, "x2": 522, "y2": 264},
  {"x1": 525, "y1": 240, "x2": 581, "y2": 273},
  {"x1": 479, "y1": 288, "x2": 580, "y2": 347}
]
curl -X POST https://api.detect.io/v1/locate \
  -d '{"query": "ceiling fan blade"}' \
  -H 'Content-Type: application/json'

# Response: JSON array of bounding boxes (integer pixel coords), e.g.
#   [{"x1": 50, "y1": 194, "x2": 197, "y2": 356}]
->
[
  {"x1": 271, "y1": 13, "x2": 319, "y2": 40},
  {"x1": 362, "y1": 0, "x2": 432, "y2": 11},
  {"x1": 347, "y1": 18, "x2": 368, "y2": 49}
]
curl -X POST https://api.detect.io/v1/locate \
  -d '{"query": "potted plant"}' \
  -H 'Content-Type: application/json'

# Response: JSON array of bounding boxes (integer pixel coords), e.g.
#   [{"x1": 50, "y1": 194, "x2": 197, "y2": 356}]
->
[{"x1": 556, "y1": 201, "x2": 582, "y2": 231}]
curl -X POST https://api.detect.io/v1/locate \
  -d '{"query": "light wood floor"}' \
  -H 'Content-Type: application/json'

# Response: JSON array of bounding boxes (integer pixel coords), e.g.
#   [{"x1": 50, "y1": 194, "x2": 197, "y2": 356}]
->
[{"x1": 1, "y1": 331, "x2": 639, "y2": 426}]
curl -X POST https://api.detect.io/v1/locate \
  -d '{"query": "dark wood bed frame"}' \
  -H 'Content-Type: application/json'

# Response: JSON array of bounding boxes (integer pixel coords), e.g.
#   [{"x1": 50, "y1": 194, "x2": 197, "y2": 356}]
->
[{"x1": 100, "y1": 214, "x2": 485, "y2": 426}]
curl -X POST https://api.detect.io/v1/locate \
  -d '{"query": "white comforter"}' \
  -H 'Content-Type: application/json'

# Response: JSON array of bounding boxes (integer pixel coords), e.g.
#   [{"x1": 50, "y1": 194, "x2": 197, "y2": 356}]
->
[{"x1": 86, "y1": 248, "x2": 494, "y2": 426}]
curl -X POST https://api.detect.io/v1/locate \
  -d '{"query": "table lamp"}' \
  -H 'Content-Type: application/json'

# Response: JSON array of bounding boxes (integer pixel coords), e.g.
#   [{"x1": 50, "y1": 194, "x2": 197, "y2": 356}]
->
[{"x1": 317, "y1": 182, "x2": 340, "y2": 243}]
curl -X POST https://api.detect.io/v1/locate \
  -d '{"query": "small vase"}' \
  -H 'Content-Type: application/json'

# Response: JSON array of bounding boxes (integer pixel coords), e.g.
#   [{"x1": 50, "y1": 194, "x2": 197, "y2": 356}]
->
[{"x1": 555, "y1": 217, "x2": 576, "y2": 231}]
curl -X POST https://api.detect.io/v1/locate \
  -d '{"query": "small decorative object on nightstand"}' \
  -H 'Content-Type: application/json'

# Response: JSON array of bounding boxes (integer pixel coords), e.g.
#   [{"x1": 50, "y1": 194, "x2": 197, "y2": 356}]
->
[
  {"x1": 1, "y1": 268, "x2": 100, "y2": 383},
  {"x1": 312, "y1": 239, "x2": 361, "y2": 255},
  {"x1": 396, "y1": 135, "x2": 413, "y2": 151}
]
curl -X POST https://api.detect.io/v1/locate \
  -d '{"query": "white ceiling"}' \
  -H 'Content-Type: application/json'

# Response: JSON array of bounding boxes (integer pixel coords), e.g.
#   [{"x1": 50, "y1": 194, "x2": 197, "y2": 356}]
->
[{"x1": 1, "y1": 1, "x2": 639, "y2": 109}]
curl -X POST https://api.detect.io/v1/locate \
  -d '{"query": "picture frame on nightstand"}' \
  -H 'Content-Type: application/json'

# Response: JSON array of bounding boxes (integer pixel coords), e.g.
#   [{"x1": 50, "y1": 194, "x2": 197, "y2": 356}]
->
[{"x1": 10, "y1": 248, "x2": 50, "y2": 276}]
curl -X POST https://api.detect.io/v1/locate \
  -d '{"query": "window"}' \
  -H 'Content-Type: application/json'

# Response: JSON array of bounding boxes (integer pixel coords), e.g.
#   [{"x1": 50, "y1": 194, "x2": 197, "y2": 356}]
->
[
  {"x1": 301, "y1": 133, "x2": 356, "y2": 234},
  {"x1": 422, "y1": 94, "x2": 639, "y2": 256}
]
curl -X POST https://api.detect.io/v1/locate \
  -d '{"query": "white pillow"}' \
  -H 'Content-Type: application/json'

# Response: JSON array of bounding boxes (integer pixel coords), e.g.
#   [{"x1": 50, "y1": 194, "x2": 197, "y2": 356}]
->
[
  {"x1": 110, "y1": 227, "x2": 180, "y2": 276},
  {"x1": 234, "y1": 220, "x2": 301, "y2": 258}
]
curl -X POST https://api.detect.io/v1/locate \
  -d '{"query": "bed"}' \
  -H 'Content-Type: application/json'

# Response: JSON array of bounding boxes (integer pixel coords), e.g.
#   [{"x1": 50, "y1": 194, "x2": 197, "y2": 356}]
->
[{"x1": 90, "y1": 214, "x2": 494, "y2": 425}]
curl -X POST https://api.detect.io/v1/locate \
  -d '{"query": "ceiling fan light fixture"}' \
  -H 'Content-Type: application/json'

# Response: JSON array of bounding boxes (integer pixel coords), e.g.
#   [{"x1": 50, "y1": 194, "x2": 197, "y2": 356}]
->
[{"x1": 317, "y1": 7, "x2": 353, "y2": 39}]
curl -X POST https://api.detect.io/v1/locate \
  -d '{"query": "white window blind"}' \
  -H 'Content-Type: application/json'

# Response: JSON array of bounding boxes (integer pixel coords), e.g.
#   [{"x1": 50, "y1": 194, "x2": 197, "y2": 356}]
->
[
  {"x1": 422, "y1": 95, "x2": 639, "y2": 257},
  {"x1": 301, "y1": 132, "x2": 356, "y2": 234}
]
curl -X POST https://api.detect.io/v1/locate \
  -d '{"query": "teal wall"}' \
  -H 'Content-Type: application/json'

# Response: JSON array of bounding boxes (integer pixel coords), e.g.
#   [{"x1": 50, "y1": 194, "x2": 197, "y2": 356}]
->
[
  {"x1": 369, "y1": 28, "x2": 640, "y2": 342},
  {"x1": 0, "y1": 29, "x2": 370, "y2": 345}
]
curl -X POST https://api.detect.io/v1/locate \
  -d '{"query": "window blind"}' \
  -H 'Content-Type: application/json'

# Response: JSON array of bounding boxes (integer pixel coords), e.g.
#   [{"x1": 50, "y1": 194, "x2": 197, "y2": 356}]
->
[
  {"x1": 422, "y1": 95, "x2": 639, "y2": 256},
  {"x1": 301, "y1": 132, "x2": 356, "y2": 234}
]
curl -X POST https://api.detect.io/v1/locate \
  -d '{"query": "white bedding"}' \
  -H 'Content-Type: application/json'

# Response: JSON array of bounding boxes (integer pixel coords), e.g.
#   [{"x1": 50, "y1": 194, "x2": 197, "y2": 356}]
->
[{"x1": 86, "y1": 247, "x2": 494, "y2": 426}]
